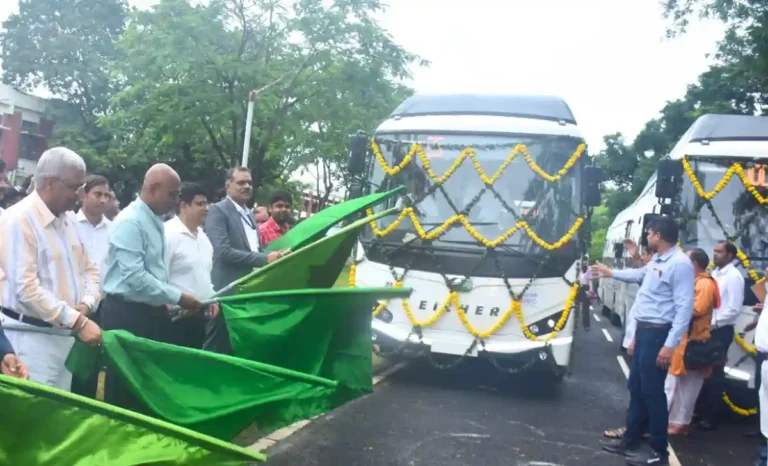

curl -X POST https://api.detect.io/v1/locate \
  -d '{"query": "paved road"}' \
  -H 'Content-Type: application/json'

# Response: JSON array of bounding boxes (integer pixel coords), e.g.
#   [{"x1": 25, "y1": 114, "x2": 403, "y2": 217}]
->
[{"x1": 261, "y1": 310, "x2": 761, "y2": 466}]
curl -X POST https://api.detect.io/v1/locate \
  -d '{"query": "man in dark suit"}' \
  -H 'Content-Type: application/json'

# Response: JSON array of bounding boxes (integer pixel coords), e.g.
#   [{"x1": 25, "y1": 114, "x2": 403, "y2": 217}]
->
[{"x1": 204, "y1": 167, "x2": 284, "y2": 354}]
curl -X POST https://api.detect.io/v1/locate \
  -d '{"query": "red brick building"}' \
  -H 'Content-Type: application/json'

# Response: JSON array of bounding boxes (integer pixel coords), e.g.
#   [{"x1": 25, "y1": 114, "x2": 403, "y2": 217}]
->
[{"x1": 0, "y1": 84, "x2": 53, "y2": 185}]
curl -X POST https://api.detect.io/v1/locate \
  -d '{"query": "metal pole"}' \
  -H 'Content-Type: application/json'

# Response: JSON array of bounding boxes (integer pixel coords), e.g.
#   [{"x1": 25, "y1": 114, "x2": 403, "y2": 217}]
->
[{"x1": 240, "y1": 91, "x2": 256, "y2": 168}]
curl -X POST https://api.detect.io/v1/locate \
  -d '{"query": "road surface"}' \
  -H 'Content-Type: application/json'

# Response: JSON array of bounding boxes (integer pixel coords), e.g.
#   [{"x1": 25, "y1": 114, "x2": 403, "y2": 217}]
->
[{"x1": 257, "y1": 309, "x2": 761, "y2": 466}]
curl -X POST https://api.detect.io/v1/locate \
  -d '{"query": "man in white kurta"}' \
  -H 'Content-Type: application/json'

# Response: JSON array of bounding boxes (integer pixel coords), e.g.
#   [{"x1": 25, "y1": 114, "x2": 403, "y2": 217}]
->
[{"x1": 165, "y1": 182, "x2": 218, "y2": 349}]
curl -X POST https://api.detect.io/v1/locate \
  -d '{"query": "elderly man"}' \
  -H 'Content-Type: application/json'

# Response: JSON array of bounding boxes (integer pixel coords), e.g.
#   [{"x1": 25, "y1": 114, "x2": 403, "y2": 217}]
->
[
  {"x1": 0, "y1": 147, "x2": 102, "y2": 390},
  {"x1": 102, "y1": 164, "x2": 203, "y2": 410},
  {"x1": 204, "y1": 167, "x2": 284, "y2": 354}
]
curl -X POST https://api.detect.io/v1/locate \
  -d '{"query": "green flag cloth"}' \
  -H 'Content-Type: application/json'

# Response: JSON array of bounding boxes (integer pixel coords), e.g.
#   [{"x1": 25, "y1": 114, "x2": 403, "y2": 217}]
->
[
  {"x1": 221, "y1": 287, "x2": 411, "y2": 396},
  {"x1": 265, "y1": 187, "x2": 404, "y2": 252},
  {"x1": 232, "y1": 209, "x2": 394, "y2": 295},
  {"x1": 0, "y1": 374, "x2": 265, "y2": 465},
  {"x1": 67, "y1": 330, "x2": 342, "y2": 441}
]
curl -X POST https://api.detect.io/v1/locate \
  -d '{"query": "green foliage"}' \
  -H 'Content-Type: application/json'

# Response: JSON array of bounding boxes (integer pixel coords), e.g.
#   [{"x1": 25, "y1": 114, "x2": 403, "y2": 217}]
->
[{"x1": 0, "y1": 0, "x2": 424, "y2": 204}]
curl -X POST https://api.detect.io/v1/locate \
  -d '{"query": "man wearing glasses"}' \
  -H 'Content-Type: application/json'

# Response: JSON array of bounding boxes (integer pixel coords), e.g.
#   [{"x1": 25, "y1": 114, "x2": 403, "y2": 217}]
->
[
  {"x1": 101, "y1": 164, "x2": 203, "y2": 411},
  {"x1": 0, "y1": 148, "x2": 103, "y2": 390}
]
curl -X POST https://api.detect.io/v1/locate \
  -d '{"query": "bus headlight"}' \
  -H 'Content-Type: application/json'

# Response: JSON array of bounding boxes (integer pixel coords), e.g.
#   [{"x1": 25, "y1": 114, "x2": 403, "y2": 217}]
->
[{"x1": 527, "y1": 311, "x2": 566, "y2": 337}]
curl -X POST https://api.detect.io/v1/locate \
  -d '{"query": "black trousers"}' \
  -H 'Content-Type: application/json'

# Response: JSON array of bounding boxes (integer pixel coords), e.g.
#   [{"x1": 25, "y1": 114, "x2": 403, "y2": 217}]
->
[
  {"x1": 203, "y1": 312, "x2": 232, "y2": 355},
  {"x1": 168, "y1": 315, "x2": 206, "y2": 350},
  {"x1": 100, "y1": 294, "x2": 171, "y2": 413},
  {"x1": 699, "y1": 325, "x2": 735, "y2": 425}
]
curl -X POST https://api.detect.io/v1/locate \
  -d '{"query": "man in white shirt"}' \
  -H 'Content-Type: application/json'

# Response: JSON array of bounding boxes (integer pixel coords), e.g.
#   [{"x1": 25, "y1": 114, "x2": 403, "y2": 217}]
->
[
  {"x1": 699, "y1": 240, "x2": 745, "y2": 431},
  {"x1": 76, "y1": 175, "x2": 112, "y2": 280},
  {"x1": 72, "y1": 174, "x2": 111, "y2": 398},
  {"x1": 166, "y1": 182, "x2": 219, "y2": 349}
]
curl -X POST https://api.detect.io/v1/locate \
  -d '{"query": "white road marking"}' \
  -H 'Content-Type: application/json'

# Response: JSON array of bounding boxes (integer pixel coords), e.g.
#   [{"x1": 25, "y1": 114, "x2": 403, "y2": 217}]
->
[
  {"x1": 449, "y1": 433, "x2": 491, "y2": 438},
  {"x1": 615, "y1": 356, "x2": 683, "y2": 466},
  {"x1": 593, "y1": 313, "x2": 601, "y2": 322},
  {"x1": 248, "y1": 360, "x2": 408, "y2": 452},
  {"x1": 602, "y1": 328, "x2": 614, "y2": 343},
  {"x1": 373, "y1": 361, "x2": 408, "y2": 386},
  {"x1": 616, "y1": 355, "x2": 630, "y2": 379}
]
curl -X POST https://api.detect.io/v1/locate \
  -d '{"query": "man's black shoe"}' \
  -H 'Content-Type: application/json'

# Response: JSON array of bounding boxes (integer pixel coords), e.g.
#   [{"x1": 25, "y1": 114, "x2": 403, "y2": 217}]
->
[
  {"x1": 601, "y1": 439, "x2": 640, "y2": 457},
  {"x1": 626, "y1": 451, "x2": 669, "y2": 465}
]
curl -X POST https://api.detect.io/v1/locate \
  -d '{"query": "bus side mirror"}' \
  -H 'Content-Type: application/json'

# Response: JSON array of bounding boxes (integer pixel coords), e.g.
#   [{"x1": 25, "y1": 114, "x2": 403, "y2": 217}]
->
[
  {"x1": 348, "y1": 133, "x2": 368, "y2": 176},
  {"x1": 655, "y1": 159, "x2": 683, "y2": 199},
  {"x1": 582, "y1": 166, "x2": 601, "y2": 207},
  {"x1": 613, "y1": 242, "x2": 624, "y2": 259}
]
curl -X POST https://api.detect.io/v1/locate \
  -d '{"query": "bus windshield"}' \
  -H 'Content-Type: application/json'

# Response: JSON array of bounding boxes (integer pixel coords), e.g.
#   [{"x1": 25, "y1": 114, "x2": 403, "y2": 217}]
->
[
  {"x1": 364, "y1": 133, "x2": 585, "y2": 255},
  {"x1": 680, "y1": 158, "x2": 768, "y2": 272}
]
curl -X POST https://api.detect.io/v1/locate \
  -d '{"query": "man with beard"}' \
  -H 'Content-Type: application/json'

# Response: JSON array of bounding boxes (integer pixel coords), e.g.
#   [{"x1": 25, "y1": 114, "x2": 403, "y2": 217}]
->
[
  {"x1": 259, "y1": 189, "x2": 293, "y2": 248},
  {"x1": 0, "y1": 147, "x2": 103, "y2": 390},
  {"x1": 204, "y1": 167, "x2": 285, "y2": 354},
  {"x1": 102, "y1": 164, "x2": 203, "y2": 410},
  {"x1": 165, "y1": 182, "x2": 218, "y2": 349}
]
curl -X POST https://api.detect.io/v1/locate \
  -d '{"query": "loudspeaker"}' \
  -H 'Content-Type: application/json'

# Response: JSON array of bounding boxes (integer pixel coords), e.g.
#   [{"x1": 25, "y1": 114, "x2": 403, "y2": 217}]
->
[
  {"x1": 655, "y1": 159, "x2": 683, "y2": 199},
  {"x1": 348, "y1": 133, "x2": 368, "y2": 176},
  {"x1": 582, "y1": 166, "x2": 601, "y2": 207}
]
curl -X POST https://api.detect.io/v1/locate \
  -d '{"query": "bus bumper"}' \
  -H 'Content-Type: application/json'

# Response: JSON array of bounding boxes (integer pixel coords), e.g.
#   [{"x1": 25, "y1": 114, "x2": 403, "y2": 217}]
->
[{"x1": 372, "y1": 319, "x2": 572, "y2": 369}]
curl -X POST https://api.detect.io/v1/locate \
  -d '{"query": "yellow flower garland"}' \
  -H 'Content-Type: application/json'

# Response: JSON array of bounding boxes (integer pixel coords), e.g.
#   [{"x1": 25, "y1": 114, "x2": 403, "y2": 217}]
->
[
  {"x1": 350, "y1": 264, "x2": 577, "y2": 342},
  {"x1": 682, "y1": 156, "x2": 768, "y2": 204},
  {"x1": 365, "y1": 207, "x2": 584, "y2": 250},
  {"x1": 722, "y1": 392, "x2": 758, "y2": 416},
  {"x1": 371, "y1": 140, "x2": 586, "y2": 184}
]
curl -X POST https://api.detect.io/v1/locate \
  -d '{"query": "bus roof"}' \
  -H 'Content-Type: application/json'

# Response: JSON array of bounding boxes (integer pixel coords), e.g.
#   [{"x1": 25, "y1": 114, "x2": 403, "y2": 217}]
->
[
  {"x1": 669, "y1": 114, "x2": 768, "y2": 160},
  {"x1": 686, "y1": 114, "x2": 768, "y2": 142},
  {"x1": 389, "y1": 94, "x2": 577, "y2": 125}
]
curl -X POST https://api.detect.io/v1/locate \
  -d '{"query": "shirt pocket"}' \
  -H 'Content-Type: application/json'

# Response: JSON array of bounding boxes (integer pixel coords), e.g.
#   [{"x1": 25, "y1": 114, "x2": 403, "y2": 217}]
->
[{"x1": 644, "y1": 266, "x2": 671, "y2": 293}]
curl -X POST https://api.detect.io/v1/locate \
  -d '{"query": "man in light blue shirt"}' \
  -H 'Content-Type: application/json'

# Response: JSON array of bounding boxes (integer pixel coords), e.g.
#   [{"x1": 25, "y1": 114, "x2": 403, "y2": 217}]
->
[
  {"x1": 101, "y1": 164, "x2": 202, "y2": 411},
  {"x1": 593, "y1": 216, "x2": 694, "y2": 466}
]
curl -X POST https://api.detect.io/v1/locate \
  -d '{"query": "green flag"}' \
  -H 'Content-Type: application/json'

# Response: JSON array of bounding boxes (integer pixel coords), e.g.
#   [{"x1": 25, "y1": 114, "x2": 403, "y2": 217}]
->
[
  {"x1": 67, "y1": 330, "x2": 341, "y2": 441},
  {"x1": 221, "y1": 287, "x2": 411, "y2": 396},
  {"x1": 232, "y1": 209, "x2": 394, "y2": 295},
  {"x1": 0, "y1": 374, "x2": 265, "y2": 465},
  {"x1": 265, "y1": 187, "x2": 404, "y2": 252}
]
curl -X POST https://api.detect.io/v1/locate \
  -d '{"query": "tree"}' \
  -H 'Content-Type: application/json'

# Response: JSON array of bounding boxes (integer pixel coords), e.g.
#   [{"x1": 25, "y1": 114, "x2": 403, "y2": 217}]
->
[
  {"x1": 0, "y1": 0, "x2": 128, "y2": 190},
  {"x1": 103, "y1": 0, "x2": 423, "y2": 198}
]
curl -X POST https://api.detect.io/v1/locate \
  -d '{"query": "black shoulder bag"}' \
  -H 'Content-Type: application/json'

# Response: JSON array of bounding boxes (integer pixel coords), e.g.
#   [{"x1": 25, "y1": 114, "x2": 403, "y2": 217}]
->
[{"x1": 684, "y1": 300, "x2": 727, "y2": 370}]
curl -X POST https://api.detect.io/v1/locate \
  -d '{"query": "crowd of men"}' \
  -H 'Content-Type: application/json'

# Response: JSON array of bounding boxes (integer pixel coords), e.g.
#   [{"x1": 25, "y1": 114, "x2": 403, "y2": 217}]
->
[
  {"x1": 0, "y1": 147, "x2": 296, "y2": 412},
  {"x1": 589, "y1": 216, "x2": 767, "y2": 466}
]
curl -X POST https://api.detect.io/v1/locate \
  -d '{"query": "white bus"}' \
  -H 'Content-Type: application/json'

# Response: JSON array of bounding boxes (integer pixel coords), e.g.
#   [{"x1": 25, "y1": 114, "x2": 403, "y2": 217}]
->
[
  {"x1": 350, "y1": 93, "x2": 599, "y2": 380},
  {"x1": 600, "y1": 114, "x2": 768, "y2": 390}
]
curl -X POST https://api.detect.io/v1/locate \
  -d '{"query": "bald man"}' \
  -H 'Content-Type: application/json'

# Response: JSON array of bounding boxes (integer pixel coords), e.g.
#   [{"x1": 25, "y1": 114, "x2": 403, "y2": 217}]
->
[{"x1": 102, "y1": 164, "x2": 203, "y2": 411}]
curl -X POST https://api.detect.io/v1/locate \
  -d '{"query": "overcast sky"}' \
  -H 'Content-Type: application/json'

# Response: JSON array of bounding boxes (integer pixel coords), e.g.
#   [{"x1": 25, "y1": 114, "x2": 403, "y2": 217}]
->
[{"x1": 0, "y1": 0, "x2": 724, "y2": 150}]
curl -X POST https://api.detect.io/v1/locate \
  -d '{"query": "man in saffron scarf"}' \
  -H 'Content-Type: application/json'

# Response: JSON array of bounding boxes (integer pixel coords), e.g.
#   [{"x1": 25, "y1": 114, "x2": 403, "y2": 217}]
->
[{"x1": 665, "y1": 248, "x2": 719, "y2": 435}]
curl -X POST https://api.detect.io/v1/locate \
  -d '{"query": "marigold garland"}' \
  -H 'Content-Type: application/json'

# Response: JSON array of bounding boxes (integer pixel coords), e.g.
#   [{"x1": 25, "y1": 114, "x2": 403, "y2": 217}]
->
[
  {"x1": 722, "y1": 392, "x2": 758, "y2": 416},
  {"x1": 365, "y1": 207, "x2": 584, "y2": 250},
  {"x1": 371, "y1": 140, "x2": 586, "y2": 184}
]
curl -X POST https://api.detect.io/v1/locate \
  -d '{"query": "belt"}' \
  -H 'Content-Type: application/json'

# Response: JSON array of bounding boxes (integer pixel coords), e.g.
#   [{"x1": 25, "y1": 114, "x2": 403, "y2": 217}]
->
[
  {"x1": 636, "y1": 321, "x2": 672, "y2": 330},
  {"x1": 1, "y1": 307, "x2": 53, "y2": 328}
]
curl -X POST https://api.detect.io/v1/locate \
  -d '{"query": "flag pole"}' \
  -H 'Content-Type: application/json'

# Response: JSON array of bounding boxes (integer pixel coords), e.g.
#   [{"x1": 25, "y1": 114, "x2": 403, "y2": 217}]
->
[{"x1": 169, "y1": 207, "x2": 397, "y2": 322}]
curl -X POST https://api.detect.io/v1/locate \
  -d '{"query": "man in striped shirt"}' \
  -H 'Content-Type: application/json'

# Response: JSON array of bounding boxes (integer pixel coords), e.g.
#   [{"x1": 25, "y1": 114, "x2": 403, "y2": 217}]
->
[{"x1": 0, "y1": 147, "x2": 103, "y2": 391}]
